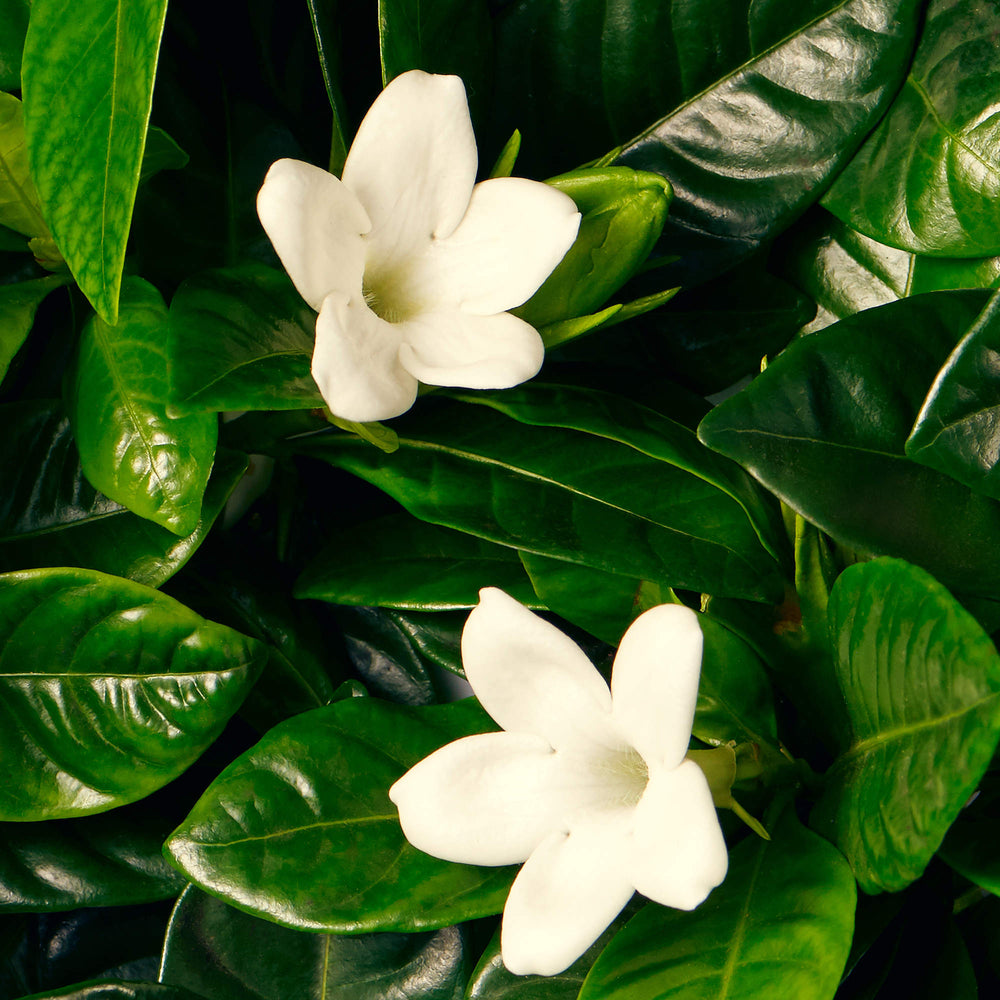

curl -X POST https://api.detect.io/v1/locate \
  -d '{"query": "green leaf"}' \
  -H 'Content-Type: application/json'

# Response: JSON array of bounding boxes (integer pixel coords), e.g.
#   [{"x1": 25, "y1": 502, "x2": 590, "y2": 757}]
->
[
  {"x1": 297, "y1": 387, "x2": 785, "y2": 602},
  {"x1": 698, "y1": 290, "x2": 1000, "y2": 599},
  {"x1": 0, "y1": 567, "x2": 265, "y2": 820},
  {"x1": 515, "y1": 168, "x2": 672, "y2": 329},
  {"x1": 812, "y1": 558, "x2": 1000, "y2": 893},
  {"x1": 0, "y1": 91, "x2": 49, "y2": 239},
  {"x1": 0, "y1": 401, "x2": 246, "y2": 587},
  {"x1": 578, "y1": 809, "x2": 855, "y2": 1000},
  {"x1": 0, "y1": 274, "x2": 67, "y2": 383},
  {"x1": 0, "y1": 0, "x2": 29, "y2": 91},
  {"x1": 377, "y1": 0, "x2": 492, "y2": 124},
  {"x1": 21, "y1": 0, "x2": 169, "y2": 323},
  {"x1": 165, "y1": 697, "x2": 516, "y2": 932},
  {"x1": 166, "y1": 264, "x2": 323, "y2": 415},
  {"x1": 160, "y1": 884, "x2": 469, "y2": 1000},
  {"x1": 138, "y1": 126, "x2": 189, "y2": 184},
  {"x1": 610, "y1": 0, "x2": 921, "y2": 279},
  {"x1": 906, "y1": 290, "x2": 1000, "y2": 497},
  {"x1": 823, "y1": 0, "x2": 1000, "y2": 257},
  {"x1": 15, "y1": 984, "x2": 205, "y2": 1000},
  {"x1": 306, "y1": 0, "x2": 351, "y2": 175},
  {"x1": 68, "y1": 277, "x2": 218, "y2": 536},
  {"x1": 295, "y1": 512, "x2": 541, "y2": 610}
]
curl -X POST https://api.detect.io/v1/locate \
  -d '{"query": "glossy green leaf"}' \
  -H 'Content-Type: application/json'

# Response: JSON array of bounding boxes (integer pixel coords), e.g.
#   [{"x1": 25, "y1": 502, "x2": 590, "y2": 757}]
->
[
  {"x1": 823, "y1": 0, "x2": 1000, "y2": 257},
  {"x1": 812, "y1": 559, "x2": 1000, "y2": 893},
  {"x1": 698, "y1": 290, "x2": 1000, "y2": 598},
  {"x1": 0, "y1": 567, "x2": 265, "y2": 820},
  {"x1": 941, "y1": 817, "x2": 1000, "y2": 897},
  {"x1": 0, "y1": 794, "x2": 184, "y2": 912},
  {"x1": 0, "y1": 274, "x2": 66, "y2": 383},
  {"x1": 68, "y1": 277, "x2": 217, "y2": 536},
  {"x1": 306, "y1": 0, "x2": 351, "y2": 174},
  {"x1": 160, "y1": 884, "x2": 468, "y2": 1000},
  {"x1": 0, "y1": 401, "x2": 246, "y2": 587},
  {"x1": 296, "y1": 512, "x2": 540, "y2": 610},
  {"x1": 906, "y1": 290, "x2": 1000, "y2": 497},
  {"x1": 0, "y1": 91, "x2": 49, "y2": 239},
  {"x1": 610, "y1": 0, "x2": 921, "y2": 279},
  {"x1": 578, "y1": 810, "x2": 855, "y2": 1000},
  {"x1": 166, "y1": 264, "x2": 323, "y2": 415},
  {"x1": 516, "y1": 168, "x2": 672, "y2": 329},
  {"x1": 165, "y1": 697, "x2": 516, "y2": 932},
  {"x1": 21, "y1": 0, "x2": 168, "y2": 322},
  {"x1": 0, "y1": 0, "x2": 29, "y2": 91},
  {"x1": 298, "y1": 388, "x2": 785, "y2": 604},
  {"x1": 16, "y1": 984, "x2": 204, "y2": 1000}
]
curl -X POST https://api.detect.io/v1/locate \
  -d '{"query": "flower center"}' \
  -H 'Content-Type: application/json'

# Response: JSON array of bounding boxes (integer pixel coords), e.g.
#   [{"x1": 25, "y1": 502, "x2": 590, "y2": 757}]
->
[
  {"x1": 362, "y1": 261, "x2": 421, "y2": 324},
  {"x1": 585, "y1": 745, "x2": 649, "y2": 809}
]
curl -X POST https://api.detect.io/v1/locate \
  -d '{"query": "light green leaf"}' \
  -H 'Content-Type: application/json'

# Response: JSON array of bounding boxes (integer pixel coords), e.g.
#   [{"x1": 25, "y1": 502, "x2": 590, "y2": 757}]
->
[
  {"x1": 0, "y1": 91, "x2": 48, "y2": 239},
  {"x1": 0, "y1": 275, "x2": 67, "y2": 384}
]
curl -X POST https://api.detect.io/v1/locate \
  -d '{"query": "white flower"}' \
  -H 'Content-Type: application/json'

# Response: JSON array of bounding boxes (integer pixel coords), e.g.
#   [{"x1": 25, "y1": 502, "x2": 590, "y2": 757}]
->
[
  {"x1": 256, "y1": 70, "x2": 581, "y2": 423},
  {"x1": 389, "y1": 588, "x2": 729, "y2": 977}
]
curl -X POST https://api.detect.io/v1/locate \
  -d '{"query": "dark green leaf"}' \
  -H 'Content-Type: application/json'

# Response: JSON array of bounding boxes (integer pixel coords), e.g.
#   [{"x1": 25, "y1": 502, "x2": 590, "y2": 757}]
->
[
  {"x1": 21, "y1": 0, "x2": 169, "y2": 322},
  {"x1": 166, "y1": 264, "x2": 323, "y2": 415},
  {"x1": 0, "y1": 274, "x2": 67, "y2": 383},
  {"x1": 15, "y1": 983, "x2": 205, "y2": 1000},
  {"x1": 0, "y1": 0, "x2": 29, "y2": 91},
  {"x1": 0, "y1": 567, "x2": 265, "y2": 820},
  {"x1": 138, "y1": 127, "x2": 189, "y2": 184},
  {"x1": 296, "y1": 513, "x2": 540, "y2": 610},
  {"x1": 0, "y1": 91, "x2": 49, "y2": 239},
  {"x1": 611, "y1": 0, "x2": 921, "y2": 279},
  {"x1": 823, "y1": 0, "x2": 1000, "y2": 257},
  {"x1": 160, "y1": 884, "x2": 468, "y2": 1000},
  {"x1": 68, "y1": 277, "x2": 217, "y2": 536},
  {"x1": 906, "y1": 290, "x2": 1000, "y2": 497},
  {"x1": 306, "y1": 0, "x2": 351, "y2": 174},
  {"x1": 579, "y1": 810, "x2": 855, "y2": 1000},
  {"x1": 812, "y1": 558, "x2": 1000, "y2": 893},
  {"x1": 698, "y1": 290, "x2": 1000, "y2": 598},
  {"x1": 165, "y1": 697, "x2": 516, "y2": 932},
  {"x1": 0, "y1": 400, "x2": 246, "y2": 588}
]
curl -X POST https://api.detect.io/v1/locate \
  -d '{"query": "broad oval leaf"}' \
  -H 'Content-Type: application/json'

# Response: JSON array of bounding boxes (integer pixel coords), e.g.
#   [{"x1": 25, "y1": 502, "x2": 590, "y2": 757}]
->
[
  {"x1": 295, "y1": 512, "x2": 540, "y2": 610},
  {"x1": 0, "y1": 567, "x2": 265, "y2": 820},
  {"x1": 68, "y1": 277, "x2": 218, "y2": 536},
  {"x1": 812, "y1": 558, "x2": 1000, "y2": 893},
  {"x1": 166, "y1": 264, "x2": 323, "y2": 415},
  {"x1": 698, "y1": 290, "x2": 1000, "y2": 599},
  {"x1": 160, "y1": 884, "x2": 468, "y2": 1000},
  {"x1": 21, "y1": 0, "x2": 169, "y2": 322},
  {"x1": 823, "y1": 0, "x2": 1000, "y2": 257},
  {"x1": 578, "y1": 810, "x2": 856, "y2": 1000},
  {"x1": 0, "y1": 400, "x2": 247, "y2": 588},
  {"x1": 165, "y1": 697, "x2": 516, "y2": 932}
]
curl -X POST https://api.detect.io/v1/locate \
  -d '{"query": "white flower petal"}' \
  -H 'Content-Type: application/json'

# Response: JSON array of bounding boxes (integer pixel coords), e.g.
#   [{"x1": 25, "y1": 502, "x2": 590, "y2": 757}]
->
[
  {"x1": 410, "y1": 177, "x2": 581, "y2": 315},
  {"x1": 256, "y1": 158, "x2": 370, "y2": 311},
  {"x1": 462, "y1": 589, "x2": 621, "y2": 752},
  {"x1": 500, "y1": 814, "x2": 635, "y2": 976},
  {"x1": 342, "y1": 70, "x2": 477, "y2": 268},
  {"x1": 397, "y1": 310, "x2": 544, "y2": 389},
  {"x1": 628, "y1": 760, "x2": 728, "y2": 910},
  {"x1": 312, "y1": 293, "x2": 417, "y2": 421},
  {"x1": 611, "y1": 604, "x2": 703, "y2": 769},
  {"x1": 389, "y1": 731, "x2": 637, "y2": 866}
]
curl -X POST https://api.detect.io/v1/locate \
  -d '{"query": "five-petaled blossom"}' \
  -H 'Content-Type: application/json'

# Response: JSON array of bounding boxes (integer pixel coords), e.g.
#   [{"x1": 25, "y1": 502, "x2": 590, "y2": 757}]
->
[
  {"x1": 256, "y1": 70, "x2": 581, "y2": 423},
  {"x1": 389, "y1": 588, "x2": 729, "y2": 977}
]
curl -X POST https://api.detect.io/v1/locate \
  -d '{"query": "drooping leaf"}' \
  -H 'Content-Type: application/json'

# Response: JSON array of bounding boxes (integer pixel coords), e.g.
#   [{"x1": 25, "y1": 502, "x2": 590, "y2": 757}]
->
[
  {"x1": 698, "y1": 289, "x2": 1000, "y2": 599},
  {"x1": 159, "y1": 884, "x2": 469, "y2": 1000},
  {"x1": 0, "y1": 274, "x2": 67, "y2": 383},
  {"x1": 68, "y1": 277, "x2": 217, "y2": 536},
  {"x1": 166, "y1": 264, "x2": 323, "y2": 416},
  {"x1": 296, "y1": 512, "x2": 540, "y2": 610},
  {"x1": 21, "y1": 0, "x2": 169, "y2": 322},
  {"x1": 0, "y1": 0, "x2": 29, "y2": 91},
  {"x1": 812, "y1": 558, "x2": 1000, "y2": 893},
  {"x1": 578, "y1": 809, "x2": 856, "y2": 1000},
  {"x1": 165, "y1": 697, "x2": 516, "y2": 932},
  {"x1": 0, "y1": 401, "x2": 246, "y2": 587},
  {"x1": 823, "y1": 0, "x2": 1000, "y2": 257},
  {"x1": 0, "y1": 567, "x2": 265, "y2": 820}
]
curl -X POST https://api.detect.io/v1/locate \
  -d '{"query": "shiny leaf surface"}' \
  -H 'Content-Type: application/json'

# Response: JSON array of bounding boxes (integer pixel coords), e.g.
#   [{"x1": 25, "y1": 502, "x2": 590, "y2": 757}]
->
[
  {"x1": 823, "y1": 0, "x2": 1000, "y2": 257},
  {"x1": 578, "y1": 810, "x2": 855, "y2": 1000},
  {"x1": 17, "y1": 984, "x2": 204, "y2": 1000},
  {"x1": 160, "y1": 884, "x2": 468, "y2": 1000},
  {"x1": 813, "y1": 559, "x2": 1000, "y2": 892},
  {"x1": 165, "y1": 698, "x2": 516, "y2": 932},
  {"x1": 68, "y1": 277, "x2": 217, "y2": 536},
  {"x1": 21, "y1": 0, "x2": 168, "y2": 322},
  {"x1": 0, "y1": 567, "x2": 265, "y2": 820}
]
